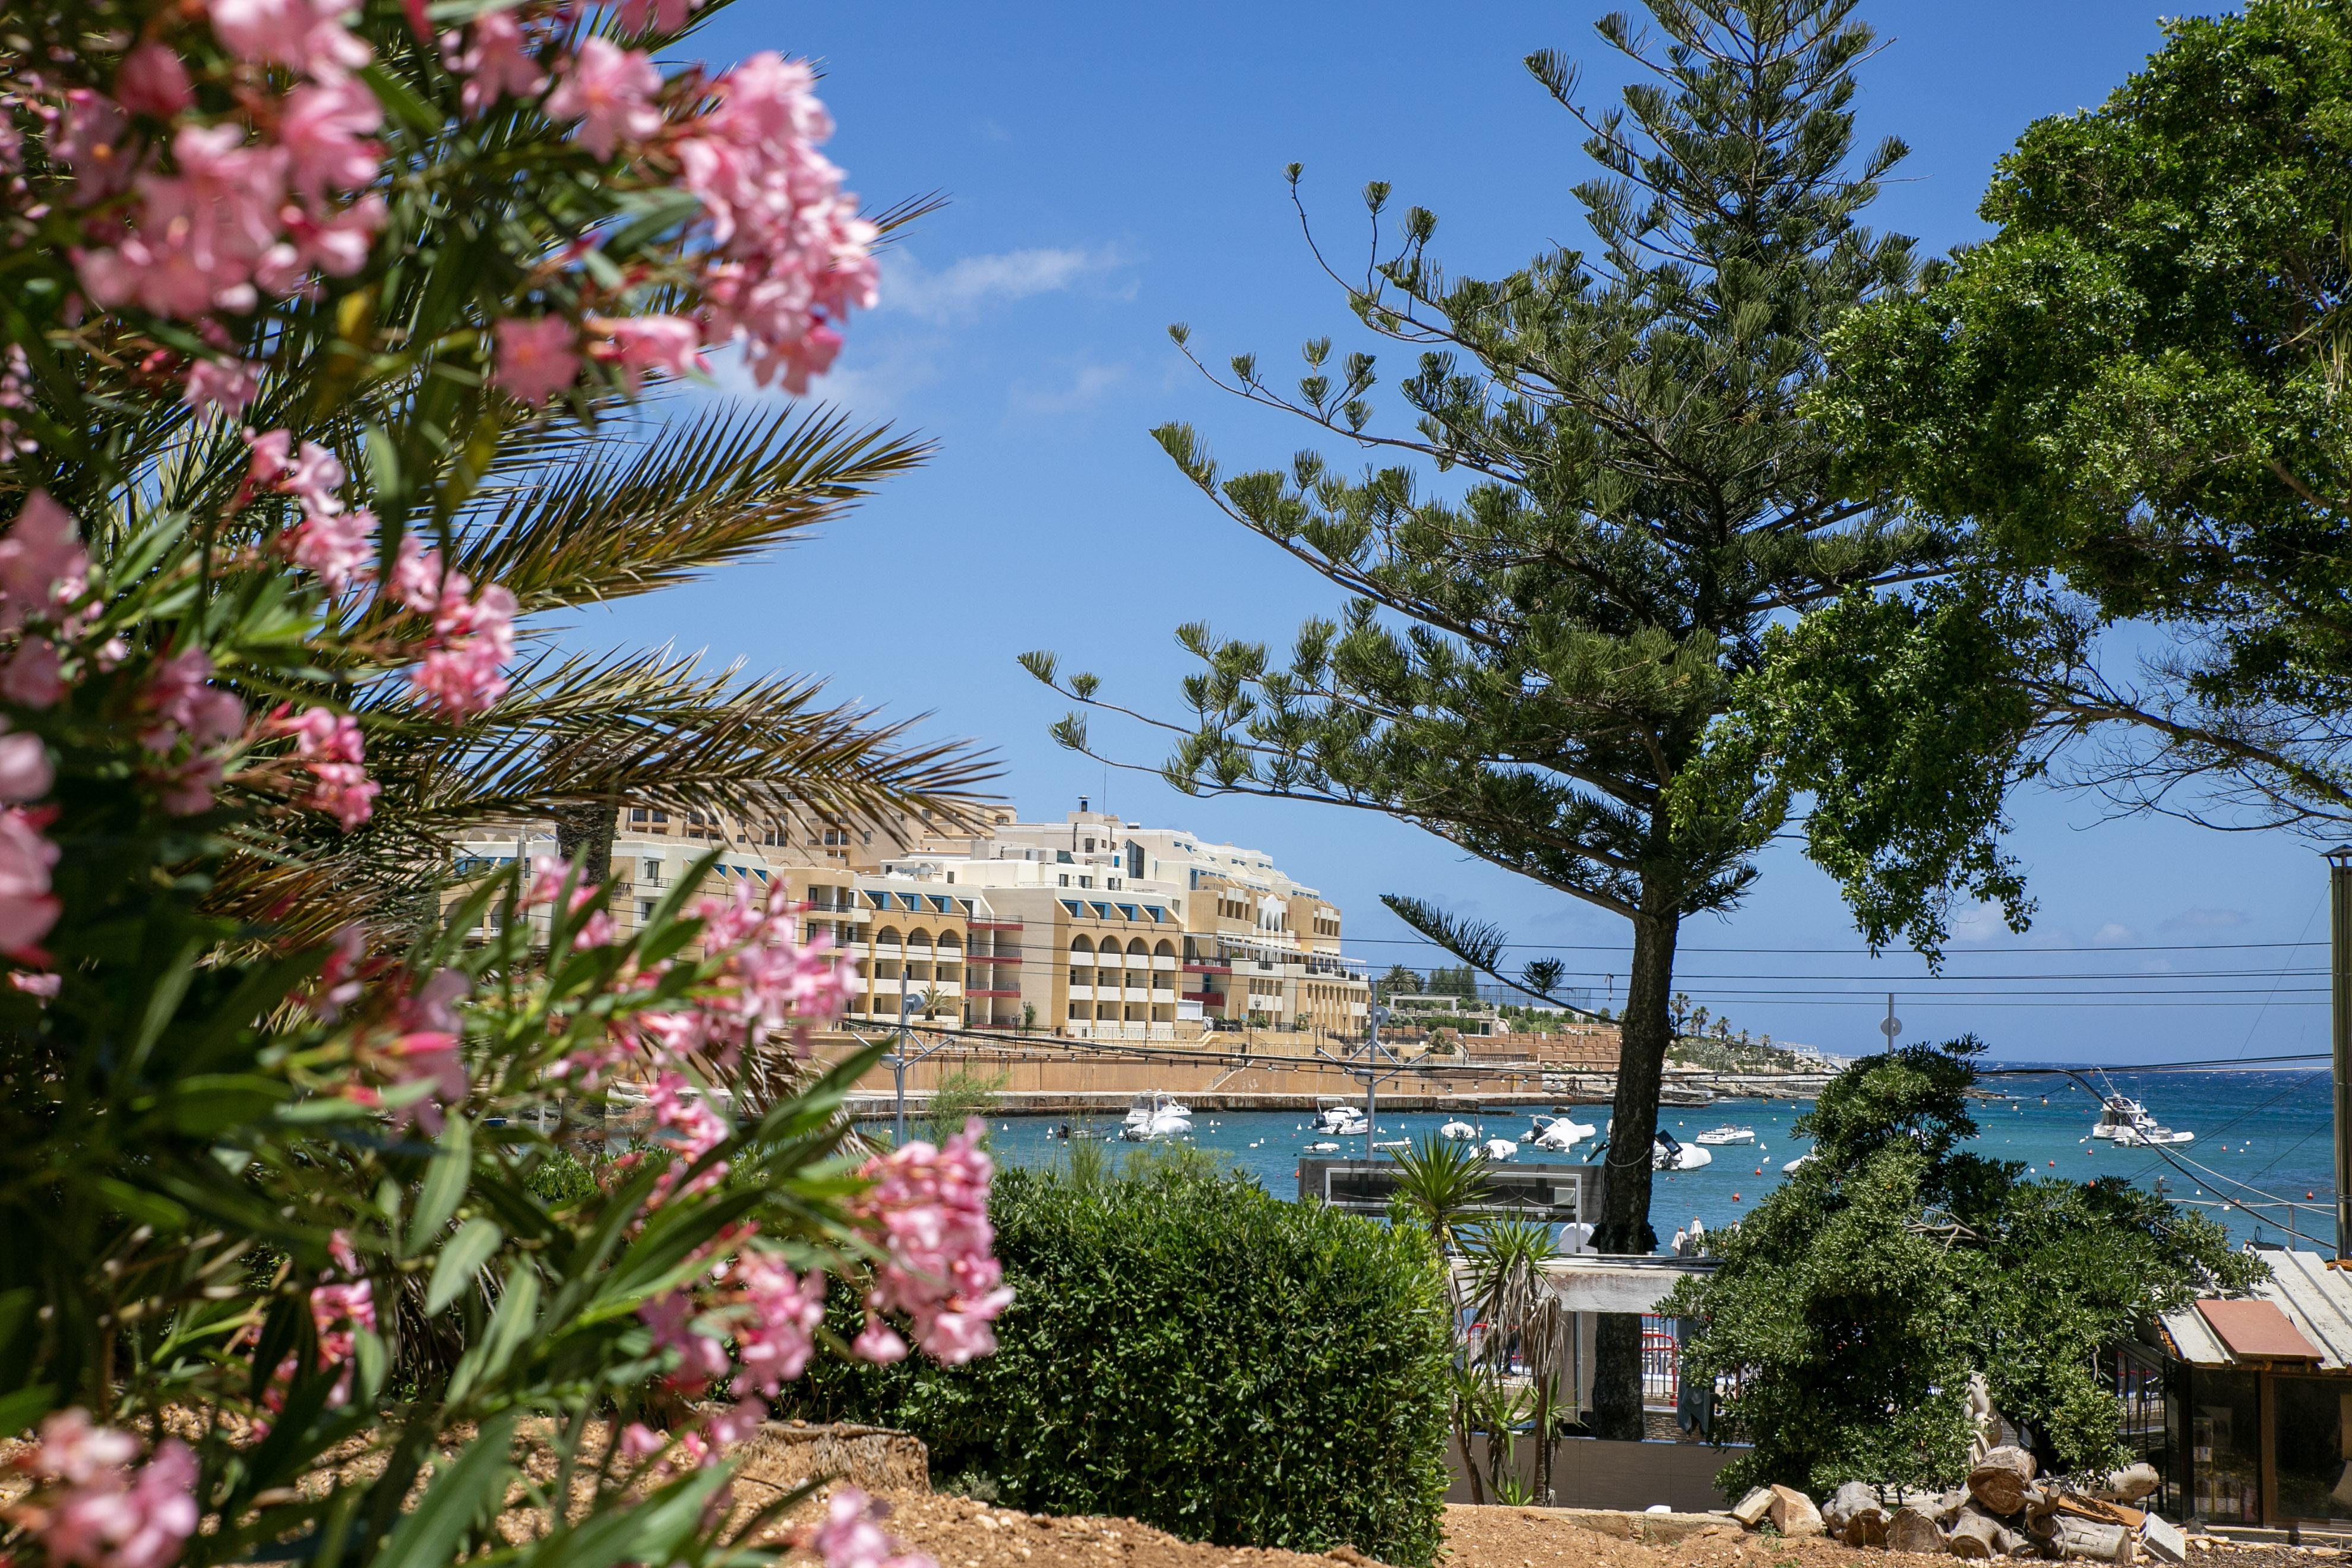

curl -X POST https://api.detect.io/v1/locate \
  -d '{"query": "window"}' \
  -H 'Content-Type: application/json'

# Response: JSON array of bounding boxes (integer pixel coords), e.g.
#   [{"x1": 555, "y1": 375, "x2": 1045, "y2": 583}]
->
[
  {"x1": 1057, "y1": 874, "x2": 1069, "y2": 887},
  {"x1": 641, "y1": 858, "x2": 662, "y2": 882},
  {"x1": 638, "y1": 899, "x2": 655, "y2": 923},
  {"x1": 1083, "y1": 837, "x2": 1095, "y2": 852},
  {"x1": 1077, "y1": 876, "x2": 1092, "y2": 889},
  {"x1": 630, "y1": 807, "x2": 649, "y2": 822}
]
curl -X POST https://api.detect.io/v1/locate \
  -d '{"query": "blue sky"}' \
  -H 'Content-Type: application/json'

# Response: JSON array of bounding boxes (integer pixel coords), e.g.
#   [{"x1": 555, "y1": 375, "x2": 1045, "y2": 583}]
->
[{"x1": 575, "y1": 1, "x2": 2332, "y2": 1067}]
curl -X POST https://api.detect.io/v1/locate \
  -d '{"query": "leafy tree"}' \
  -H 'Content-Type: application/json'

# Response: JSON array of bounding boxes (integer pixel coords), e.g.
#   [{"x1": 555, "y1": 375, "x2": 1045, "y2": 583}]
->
[
  {"x1": 1663, "y1": 1040, "x2": 2258, "y2": 1494},
  {"x1": 1424, "y1": 963, "x2": 1479, "y2": 1001},
  {"x1": 1725, "y1": 0, "x2": 2352, "y2": 932},
  {"x1": 1024, "y1": 0, "x2": 1937, "y2": 1437},
  {"x1": 1375, "y1": 962, "x2": 1424, "y2": 1001},
  {"x1": 923, "y1": 1067, "x2": 1007, "y2": 1149}
]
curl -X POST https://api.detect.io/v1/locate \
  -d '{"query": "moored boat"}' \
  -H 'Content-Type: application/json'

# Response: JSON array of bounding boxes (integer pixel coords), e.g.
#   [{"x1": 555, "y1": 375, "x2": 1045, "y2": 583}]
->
[{"x1": 1693, "y1": 1125, "x2": 1756, "y2": 1146}]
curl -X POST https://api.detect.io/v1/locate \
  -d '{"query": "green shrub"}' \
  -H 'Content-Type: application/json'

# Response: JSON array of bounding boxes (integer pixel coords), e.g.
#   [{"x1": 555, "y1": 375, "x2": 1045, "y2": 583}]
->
[{"x1": 789, "y1": 1160, "x2": 1452, "y2": 1566}]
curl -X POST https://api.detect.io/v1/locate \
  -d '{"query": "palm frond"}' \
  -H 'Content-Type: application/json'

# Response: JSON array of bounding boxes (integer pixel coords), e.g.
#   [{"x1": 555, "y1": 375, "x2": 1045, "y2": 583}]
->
[
  {"x1": 447, "y1": 402, "x2": 930, "y2": 613},
  {"x1": 361, "y1": 643, "x2": 998, "y2": 829}
]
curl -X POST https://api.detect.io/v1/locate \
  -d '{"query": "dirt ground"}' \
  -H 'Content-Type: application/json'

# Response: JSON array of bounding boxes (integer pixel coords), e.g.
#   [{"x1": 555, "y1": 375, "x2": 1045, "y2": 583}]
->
[{"x1": 775, "y1": 1494, "x2": 2352, "y2": 1568}]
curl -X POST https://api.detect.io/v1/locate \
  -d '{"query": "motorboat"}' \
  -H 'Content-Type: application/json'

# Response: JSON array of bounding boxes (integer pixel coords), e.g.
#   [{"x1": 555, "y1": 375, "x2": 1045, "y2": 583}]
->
[
  {"x1": 1305, "y1": 1140, "x2": 1341, "y2": 1153},
  {"x1": 2091, "y1": 1094, "x2": 2192, "y2": 1146},
  {"x1": 1481, "y1": 1137, "x2": 1519, "y2": 1161},
  {"x1": 1120, "y1": 1093, "x2": 1193, "y2": 1142},
  {"x1": 1782, "y1": 1152, "x2": 1814, "y2": 1174},
  {"x1": 1437, "y1": 1119, "x2": 1479, "y2": 1142},
  {"x1": 1694, "y1": 1125, "x2": 1756, "y2": 1146},
  {"x1": 1652, "y1": 1131, "x2": 1712, "y2": 1171},
  {"x1": 1525, "y1": 1113, "x2": 1597, "y2": 1152},
  {"x1": 1311, "y1": 1100, "x2": 1368, "y2": 1136}
]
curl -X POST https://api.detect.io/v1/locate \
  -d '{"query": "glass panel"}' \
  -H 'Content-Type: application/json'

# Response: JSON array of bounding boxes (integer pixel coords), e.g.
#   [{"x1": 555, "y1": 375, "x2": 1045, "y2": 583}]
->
[
  {"x1": 2275, "y1": 1376, "x2": 2352, "y2": 1523},
  {"x1": 2192, "y1": 1370, "x2": 2261, "y2": 1525}
]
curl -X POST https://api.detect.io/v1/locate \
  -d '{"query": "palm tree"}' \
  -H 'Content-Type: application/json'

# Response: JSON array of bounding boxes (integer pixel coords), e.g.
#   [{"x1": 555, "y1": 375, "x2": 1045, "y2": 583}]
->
[
  {"x1": 1389, "y1": 1136, "x2": 1491, "y2": 1501},
  {"x1": 1464, "y1": 1216, "x2": 1573, "y2": 1506}
]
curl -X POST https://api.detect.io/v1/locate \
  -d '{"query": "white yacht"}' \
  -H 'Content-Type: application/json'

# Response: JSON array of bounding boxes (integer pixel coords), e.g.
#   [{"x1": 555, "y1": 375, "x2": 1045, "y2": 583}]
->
[
  {"x1": 2091, "y1": 1094, "x2": 2193, "y2": 1146},
  {"x1": 1481, "y1": 1137, "x2": 1519, "y2": 1161},
  {"x1": 1311, "y1": 1100, "x2": 1368, "y2": 1137},
  {"x1": 1525, "y1": 1113, "x2": 1597, "y2": 1152},
  {"x1": 1652, "y1": 1131, "x2": 1712, "y2": 1171},
  {"x1": 1437, "y1": 1118, "x2": 1479, "y2": 1142},
  {"x1": 1694, "y1": 1125, "x2": 1756, "y2": 1146},
  {"x1": 1120, "y1": 1093, "x2": 1193, "y2": 1142},
  {"x1": 1782, "y1": 1152, "x2": 1814, "y2": 1174}
]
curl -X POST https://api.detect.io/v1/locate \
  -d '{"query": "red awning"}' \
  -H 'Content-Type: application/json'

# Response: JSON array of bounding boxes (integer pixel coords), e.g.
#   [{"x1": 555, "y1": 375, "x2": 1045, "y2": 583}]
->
[{"x1": 2195, "y1": 1298, "x2": 2323, "y2": 1362}]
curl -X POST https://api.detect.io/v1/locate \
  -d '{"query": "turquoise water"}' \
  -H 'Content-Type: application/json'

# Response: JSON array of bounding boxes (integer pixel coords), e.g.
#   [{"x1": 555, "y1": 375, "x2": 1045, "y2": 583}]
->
[{"x1": 932, "y1": 1068, "x2": 2340, "y2": 1251}]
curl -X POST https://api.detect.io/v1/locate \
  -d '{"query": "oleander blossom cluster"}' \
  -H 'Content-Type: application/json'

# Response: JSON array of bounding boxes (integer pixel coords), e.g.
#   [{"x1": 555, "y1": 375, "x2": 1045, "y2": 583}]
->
[
  {"x1": 850, "y1": 1120, "x2": 1011, "y2": 1365},
  {"x1": 5, "y1": 1409, "x2": 198, "y2": 1568},
  {"x1": 62, "y1": 0, "x2": 389, "y2": 410},
  {"x1": 805, "y1": 1488, "x2": 933, "y2": 1568},
  {"x1": 0, "y1": 494, "x2": 86, "y2": 961}
]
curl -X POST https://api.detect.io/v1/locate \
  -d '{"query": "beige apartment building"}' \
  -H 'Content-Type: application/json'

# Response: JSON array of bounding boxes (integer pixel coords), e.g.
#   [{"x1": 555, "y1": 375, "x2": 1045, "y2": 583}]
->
[{"x1": 451, "y1": 799, "x2": 1369, "y2": 1046}]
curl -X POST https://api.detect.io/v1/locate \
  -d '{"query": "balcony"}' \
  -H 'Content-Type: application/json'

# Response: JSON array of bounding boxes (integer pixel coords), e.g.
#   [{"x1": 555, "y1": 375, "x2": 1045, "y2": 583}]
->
[
  {"x1": 1067, "y1": 984, "x2": 1095, "y2": 1003},
  {"x1": 1182, "y1": 960, "x2": 1231, "y2": 974},
  {"x1": 1182, "y1": 991, "x2": 1226, "y2": 1007}
]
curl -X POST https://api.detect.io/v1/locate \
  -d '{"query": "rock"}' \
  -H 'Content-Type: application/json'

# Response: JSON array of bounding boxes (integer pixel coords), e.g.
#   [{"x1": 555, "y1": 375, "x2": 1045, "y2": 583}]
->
[
  {"x1": 2095, "y1": 1465, "x2": 2161, "y2": 1506},
  {"x1": 1768, "y1": 1485, "x2": 1825, "y2": 1538},
  {"x1": 1888, "y1": 1507, "x2": 1948, "y2": 1556},
  {"x1": 1968, "y1": 1446, "x2": 2038, "y2": 1517},
  {"x1": 1731, "y1": 1488, "x2": 1777, "y2": 1529},
  {"x1": 2139, "y1": 1515, "x2": 2186, "y2": 1566}
]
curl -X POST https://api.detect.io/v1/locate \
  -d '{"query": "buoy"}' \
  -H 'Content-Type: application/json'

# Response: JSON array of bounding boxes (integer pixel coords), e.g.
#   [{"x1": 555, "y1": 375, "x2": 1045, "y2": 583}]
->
[
  {"x1": 1733, "y1": 1193, "x2": 1741, "y2": 1202},
  {"x1": 2048, "y1": 1160, "x2": 2057, "y2": 1167}
]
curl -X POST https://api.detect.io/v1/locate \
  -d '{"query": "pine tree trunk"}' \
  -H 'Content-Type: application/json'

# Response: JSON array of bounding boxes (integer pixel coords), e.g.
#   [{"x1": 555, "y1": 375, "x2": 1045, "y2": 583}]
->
[{"x1": 1589, "y1": 897, "x2": 1676, "y2": 1441}]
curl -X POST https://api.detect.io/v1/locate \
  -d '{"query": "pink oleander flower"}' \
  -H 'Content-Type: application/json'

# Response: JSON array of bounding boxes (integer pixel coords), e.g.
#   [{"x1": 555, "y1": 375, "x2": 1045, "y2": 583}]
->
[
  {"x1": 0, "y1": 730, "x2": 54, "y2": 802},
  {"x1": 400, "y1": 966, "x2": 469, "y2": 1036},
  {"x1": 618, "y1": 1422, "x2": 666, "y2": 1463},
  {"x1": 116, "y1": 45, "x2": 194, "y2": 119},
  {"x1": 735, "y1": 1253, "x2": 825, "y2": 1393},
  {"x1": 852, "y1": 1119, "x2": 1010, "y2": 1365},
  {"x1": 75, "y1": 122, "x2": 294, "y2": 318},
  {"x1": 849, "y1": 1320, "x2": 906, "y2": 1365},
  {"x1": 282, "y1": 440, "x2": 348, "y2": 516},
  {"x1": 492, "y1": 315, "x2": 580, "y2": 406},
  {"x1": 204, "y1": 0, "x2": 372, "y2": 79},
  {"x1": 156, "y1": 753, "x2": 223, "y2": 817},
  {"x1": 805, "y1": 1488, "x2": 934, "y2": 1568},
  {"x1": 55, "y1": 90, "x2": 135, "y2": 201},
  {"x1": 307, "y1": 761, "x2": 379, "y2": 830},
  {"x1": 615, "y1": 0, "x2": 698, "y2": 32},
  {"x1": 283, "y1": 195, "x2": 384, "y2": 277},
  {"x1": 282, "y1": 505, "x2": 375, "y2": 593},
  {"x1": 388, "y1": 532, "x2": 443, "y2": 610},
  {"x1": 0, "y1": 491, "x2": 91, "y2": 635},
  {"x1": 308, "y1": 1276, "x2": 376, "y2": 1402},
  {"x1": 242, "y1": 428, "x2": 293, "y2": 496},
  {"x1": 673, "y1": 53, "x2": 880, "y2": 393},
  {"x1": 545, "y1": 37, "x2": 662, "y2": 160},
  {"x1": 20, "y1": 1411, "x2": 196, "y2": 1568},
  {"x1": 281, "y1": 75, "x2": 382, "y2": 200},
  {"x1": 182, "y1": 356, "x2": 261, "y2": 415},
  {"x1": 590, "y1": 314, "x2": 706, "y2": 389},
  {"x1": 409, "y1": 581, "x2": 516, "y2": 719},
  {"x1": 450, "y1": 12, "x2": 548, "y2": 116},
  {"x1": 372, "y1": 1030, "x2": 464, "y2": 1134},
  {"x1": 11, "y1": 970, "x2": 61, "y2": 998},
  {"x1": 141, "y1": 649, "x2": 245, "y2": 752},
  {"x1": 576, "y1": 909, "x2": 618, "y2": 947},
  {"x1": 281, "y1": 705, "x2": 365, "y2": 764},
  {"x1": 643, "y1": 1070, "x2": 731, "y2": 1201},
  {"x1": 0, "y1": 639, "x2": 64, "y2": 709},
  {"x1": 638, "y1": 1290, "x2": 732, "y2": 1392},
  {"x1": 304, "y1": 923, "x2": 366, "y2": 1022},
  {"x1": 707, "y1": 1395, "x2": 765, "y2": 1448}
]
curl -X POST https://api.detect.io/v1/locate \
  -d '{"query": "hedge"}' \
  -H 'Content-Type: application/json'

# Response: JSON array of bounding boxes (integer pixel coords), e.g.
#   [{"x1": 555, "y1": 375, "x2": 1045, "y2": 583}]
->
[{"x1": 789, "y1": 1157, "x2": 1453, "y2": 1567}]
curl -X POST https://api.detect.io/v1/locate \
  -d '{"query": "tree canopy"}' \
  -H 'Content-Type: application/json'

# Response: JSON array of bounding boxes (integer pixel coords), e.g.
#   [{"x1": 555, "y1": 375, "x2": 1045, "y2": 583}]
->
[
  {"x1": 1722, "y1": 0, "x2": 2352, "y2": 937},
  {"x1": 1664, "y1": 1041, "x2": 2258, "y2": 1495}
]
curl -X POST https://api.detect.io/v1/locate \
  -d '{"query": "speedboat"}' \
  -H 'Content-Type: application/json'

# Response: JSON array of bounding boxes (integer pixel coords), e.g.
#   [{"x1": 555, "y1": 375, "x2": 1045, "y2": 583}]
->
[
  {"x1": 1693, "y1": 1125, "x2": 1756, "y2": 1146},
  {"x1": 2091, "y1": 1094, "x2": 2192, "y2": 1146},
  {"x1": 1305, "y1": 1140, "x2": 1341, "y2": 1153},
  {"x1": 1120, "y1": 1093, "x2": 1193, "y2": 1142},
  {"x1": 1525, "y1": 1113, "x2": 1597, "y2": 1152},
  {"x1": 1437, "y1": 1119, "x2": 1478, "y2": 1142},
  {"x1": 1481, "y1": 1137, "x2": 1519, "y2": 1161},
  {"x1": 1652, "y1": 1131, "x2": 1712, "y2": 1171}
]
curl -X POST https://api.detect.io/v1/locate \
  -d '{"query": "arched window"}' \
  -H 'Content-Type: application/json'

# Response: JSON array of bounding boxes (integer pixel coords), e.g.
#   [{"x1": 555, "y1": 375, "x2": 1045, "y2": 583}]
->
[
  {"x1": 1153, "y1": 939, "x2": 1175, "y2": 958},
  {"x1": 1096, "y1": 937, "x2": 1124, "y2": 962},
  {"x1": 937, "y1": 930, "x2": 962, "y2": 951},
  {"x1": 1069, "y1": 935, "x2": 1093, "y2": 956},
  {"x1": 874, "y1": 925, "x2": 903, "y2": 947},
  {"x1": 907, "y1": 927, "x2": 934, "y2": 950}
]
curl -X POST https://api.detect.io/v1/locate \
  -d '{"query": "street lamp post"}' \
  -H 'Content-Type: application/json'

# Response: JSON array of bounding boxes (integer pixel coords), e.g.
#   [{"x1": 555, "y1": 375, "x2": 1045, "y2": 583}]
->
[
  {"x1": 889, "y1": 988, "x2": 915, "y2": 1146},
  {"x1": 2328, "y1": 846, "x2": 2352, "y2": 1259}
]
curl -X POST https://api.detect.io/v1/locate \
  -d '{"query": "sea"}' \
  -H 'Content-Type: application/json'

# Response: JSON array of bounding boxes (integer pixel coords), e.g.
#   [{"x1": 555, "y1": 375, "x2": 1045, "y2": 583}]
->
[{"x1": 940, "y1": 1068, "x2": 2340, "y2": 1253}]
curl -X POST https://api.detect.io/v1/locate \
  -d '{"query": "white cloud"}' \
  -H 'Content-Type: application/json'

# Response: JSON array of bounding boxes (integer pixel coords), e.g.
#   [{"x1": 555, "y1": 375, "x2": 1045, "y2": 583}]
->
[
  {"x1": 1950, "y1": 901, "x2": 2009, "y2": 944},
  {"x1": 701, "y1": 333, "x2": 943, "y2": 422},
  {"x1": 1009, "y1": 362, "x2": 1128, "y2": 415},
  {"x1": 884, "y1": 245, "x2": 1131, "y2": 324},
  {"x1": 2158, "y1": 906, "x2": 2250, "y2": 934},
  {"x1": 2092, "y1": 922, "x2": 2136, "y2": 945}
]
